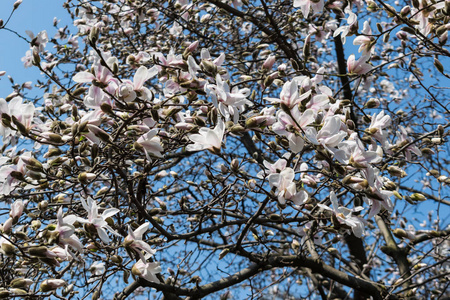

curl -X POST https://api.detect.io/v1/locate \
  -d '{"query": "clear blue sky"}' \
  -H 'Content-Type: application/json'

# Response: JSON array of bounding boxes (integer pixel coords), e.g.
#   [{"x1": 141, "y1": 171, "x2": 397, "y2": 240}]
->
[{"x1": 0, "y1": 0, "x2": 68, "y2": 97}]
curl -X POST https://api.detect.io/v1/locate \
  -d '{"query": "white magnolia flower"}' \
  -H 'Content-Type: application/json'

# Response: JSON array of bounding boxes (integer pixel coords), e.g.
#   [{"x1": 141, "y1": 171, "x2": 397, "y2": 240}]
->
[
  {"x1": 318, "y1": 191, "x2": 365, "y2": 238},
  {"x1": 79, "y1": 197, "x2": 120, "y2": 244},
  {"x1": 132, "y1": 258, "x2": 162, "y2": 283},
  {"x1": 186, "y1": 118, "x2": 225, "y2": 153},
  {"x1": 124, "y1": 222, "x2": 156, "y2": 261}
]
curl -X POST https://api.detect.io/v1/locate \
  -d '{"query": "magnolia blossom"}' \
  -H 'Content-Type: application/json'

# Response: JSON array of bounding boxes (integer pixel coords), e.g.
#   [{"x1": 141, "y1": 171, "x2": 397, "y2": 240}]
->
[
  {"x1": 267, "y1": 79, "x2": 303, "y2": 109},
  {"x1": 347, "y1": 54, "x2": 372, "y2": 75},
  {"x1": 368, "y1": 110, "x2": 391, "y2": 149},
  {"x1": 124, "y1": 222, "x2": 156, "y2": 261},
  {"x1": 395, "y1": 126, "x2": 422, "y2": 161},
  {"x1": 333, "y1": 5, "x2": 357, "y2": 44},
  {"x1": 353, "y1": 21, "x2": 374, "y2": 55},
  {"x1": 334, "y1": 133, "x2": 382, "y2": 168},
  {"x1": 55, "y1": 208, "x2": 83, "y2": 253},
  {"x1": 186, "y1": 118, "x2": 225, "y2": 153},
  {"x1": 89, "y1": 261, "x2": 106, "y2": 283},
  {"x1": 79, "y1": 197, "x2": 120, "y2": 244},
  {"x1": 306, "y1": 115, "x2": 347, "y2": 155},
  {"x1": 293, "y1": 0, "x2": 324, "y2": 19},
  {"x1": 318, "y1": 191, "x2": 365, "y2": 238},
  {"x1": 73, "y1": 63, "x2": 118, "y2": 109},
  {"x1": 206, "y1": 74, "x2": 251, "y2": 123},
  {"x1": 268, "y1": 167, "x2": 308, "y2": 207},
  {"x1": 136, "y1": 129, "x2": 164, "y2": 159},
  {"x1": 132, "y1": 258, "x2": 162, "y2": 283}
]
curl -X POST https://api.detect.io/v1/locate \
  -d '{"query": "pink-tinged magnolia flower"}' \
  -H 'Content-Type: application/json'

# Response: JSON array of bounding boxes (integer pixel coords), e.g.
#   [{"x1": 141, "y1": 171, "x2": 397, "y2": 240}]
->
[
  {"x1": 206, "y1": 75, "x2": 251, "y2": 123},
  {"x1": 268, "y1": 167, "x2": 308, "y2": 207},
  {"x1": 360, "y1": 167, "x2": 394, "y2": 218},
  {"x1": 267, "y1": 80, "x2": 301, "y2": 109},
  {"x1": 368, "y1": 110, "x2": 391, "y2": 149},
  {"x1": 10, "y1": 199, "x2": 24, "y2": 220},
  {"x1": 333, "y1": 5, "x2": 357, "y2": 44},
  {"x1": 26, "y1": 30, "x2": 48, "y2": 53},
  {"x1": 0, "y1": 96, "x2": 35, "y2": 138},
  {"x1": 262, "y1": 55, "x2": 276, "y2": 70},
  {"x1": 305, "y1": 115, "x2": 347, "y2": 154},
  {"x1": 136, "y1": 129, "x2": 164, "y2": 159},
  {"x1": 132, "y1": 258, "x2": 162, "y2": 283},
  {"x1": 293, "y1": 0, "x2": 324, "y2": 19},
  {"x1": 88, "y1": 261, "x2": 106, "y2": 283},
  {"x1": 186, "y1": 118, "x2": 225, "y2": 153},
  {"x1": 124, "y1": 222, "x2": 156, "y2": 261},
  {"x1": 78, "y1": 197, "x2": 120, "y2": 244},
  {"x1": 335, "y1": 133, "x2": 382, "y2": 168},
  {"x1": 272, "y1": 107, "x2": 315, "y2": 137},
  {"x1": 353, "y1": 21, "x2": 374, "y2": 55},
  {"x1": 347, "y1": 54, "x2": 372, "y2": 75},
  {"x1": 0, "y1": 152, "x2": 31, "y2": 195},
  {"x1": 131, "y1": 66, "x2": 158, "y2": 101},
  {"x1": 257, "y1": 157, "x2": 288, "y2": 178},
  {"x1": 73, "y1": 64, "x2": 118, "y2": 109},
  {"x1": 318, "y1": 191, "x2": 365, "y2": 238},
  {"x1": 395, "y1": 126, "x2": 422, "y2": 161},
  {"x1": 56, "y1": 208, "x2": 83, "y2": 253}
]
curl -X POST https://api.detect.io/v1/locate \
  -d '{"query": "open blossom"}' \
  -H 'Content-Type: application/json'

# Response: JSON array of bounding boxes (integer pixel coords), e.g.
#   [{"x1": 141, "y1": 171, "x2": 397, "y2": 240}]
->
[
  {"x1": 132, "y1": 258, "x2": 162, "y2": 283},
  {"x1": 395, "y1": 126, "x2": 422, "y2": 161},
  {"x1": 293, "y1": 0, "x2": 324, "y2": 19},
  {"x1": 267, "y1": 79, "x2": 303, "y2": 109},
  {"x1": 347, "y1": 54, "x2": 372, "y2": 75},
  {"x1": 78, "y1": 197, "x2": 120, "y2": 244},
  {"x1": 305, "y1": 115, "x2": 347, "y2": 154},
  {"x1": 257, "y1": 157, "x2": 288, "y2": 179},
  {"x1": 89, "y1": 261, "x2": 106, "y2": 283},
  {"x1": 136, "y1": 129, "x2": 164, "y2": 159},
  {"x1": 186, "y1": 118, "x2": 225, "y2": 153},
  {"x1": 334, "y1": 133, "x2": 382, "y2": 168},
  {"x1": 124, "y1": 222, "x2": 156, "y2": 261},
  {"x1": 268, "y1": 167, "x2": 308, "y2": 207},
  {"x1": 206, "y1": 74, "x2": 251, "y2": 123},
  {"x1": 367, "y1": 110, "x2": 391, "y2": 149},
  {"x1": 318, "y1": 191, "x2": 365, "y2": 238},
  {"x1": 353, "y1": 21, "x2": 374, "y2": 56},
  {"x1": 333, "y1": 5, "x2": 357, "y2": 44},
  {"x1": 55, "y1": 208, "x2": 83, "y2": 253}
]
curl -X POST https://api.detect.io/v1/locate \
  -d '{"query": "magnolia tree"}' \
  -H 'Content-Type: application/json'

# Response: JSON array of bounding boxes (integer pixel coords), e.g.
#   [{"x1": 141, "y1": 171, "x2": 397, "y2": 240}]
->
[{"x1": 0, "y1": 0, "x2": 449, "y2": 299}]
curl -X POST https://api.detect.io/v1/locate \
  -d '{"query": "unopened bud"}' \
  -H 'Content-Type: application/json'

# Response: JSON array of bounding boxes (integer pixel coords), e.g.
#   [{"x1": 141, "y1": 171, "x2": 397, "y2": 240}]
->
[
  {"x1": 219, "y1": 249, "x2": 229, "y2": 260},
  {"x1": 1, "y1": 242, "x2": 16, "y2": 256},
  {"x1": 410, "y1": 193, "x2": 426, "y2": 201},
  {"x1": 40, "y1": 279, "x2": 66, "y2": 292},
  {"x1": 393, "y1": 228, "x2": 408, "y2": 239},
  {"x1": 78, "y1": 172, "x2": 96, "y2": 183},
  {"x1": 387, "y1": 166, "x2": 407, "y2": 178},
  {"x1": 13, "y1": 0, "x2": 22, "y2": 10}
]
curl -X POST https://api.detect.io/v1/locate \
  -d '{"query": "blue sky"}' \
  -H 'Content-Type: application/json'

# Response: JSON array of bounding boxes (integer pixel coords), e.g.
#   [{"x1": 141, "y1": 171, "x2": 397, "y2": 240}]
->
[{"x1": 0, "y1": 0, "x2": 68, "y2": 96}]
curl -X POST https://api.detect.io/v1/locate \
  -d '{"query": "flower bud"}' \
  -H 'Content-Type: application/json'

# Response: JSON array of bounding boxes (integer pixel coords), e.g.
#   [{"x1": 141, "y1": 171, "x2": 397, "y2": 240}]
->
[
  {"x1": 387, "y1": 166, "x2": 407, "y2": 178},
  {"x1": 262, "y1": 55, "x2": 275, "y2": 70},
  {"x1": 393, "y1": 228, "x2": 408, "y2": 239},
  {"x1": 78, "y1": 172, "x2": 96, "y2": 183},
  {"x1": 28, "y1": 246, "x2": 50, "y2": 257},
  {"x1": 40, "y1": 279, "x2": 66, "y2": 292},
  {"x1": 410, "y1": 193, "x2": 426, "y2": 201},
  {"x1": 1, "y1": 242, "x2": 16, "y2": 256},
  {"x1": 31, "y1": 220, "x2": 42, "y2": 230},
  {"x1": 13, "y1": 0, "x2": 22, "y2": 10},
  {"x1": 10, "y1": 278, "x2": 33, "y2": 289}
]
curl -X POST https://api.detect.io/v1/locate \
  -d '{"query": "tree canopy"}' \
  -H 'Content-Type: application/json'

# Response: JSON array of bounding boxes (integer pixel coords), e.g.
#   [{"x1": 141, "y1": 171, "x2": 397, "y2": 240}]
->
[{"x1": 0, "y1": 0, "x2": 449, "y2": 299}]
